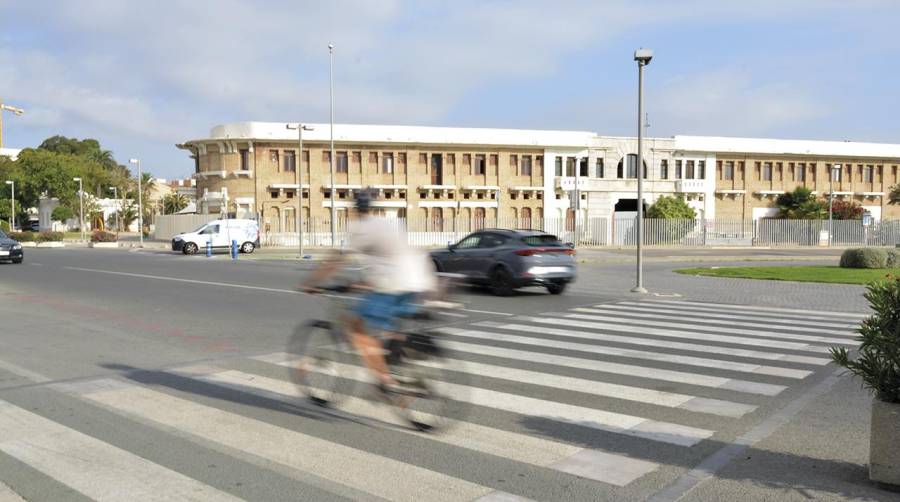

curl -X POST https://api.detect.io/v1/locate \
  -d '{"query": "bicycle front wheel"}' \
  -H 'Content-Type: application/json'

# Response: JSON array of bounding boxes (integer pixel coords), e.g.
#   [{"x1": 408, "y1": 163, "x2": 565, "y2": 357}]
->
[{"x1": 287, "y1": 321, "x2": 356, "y2": 407}]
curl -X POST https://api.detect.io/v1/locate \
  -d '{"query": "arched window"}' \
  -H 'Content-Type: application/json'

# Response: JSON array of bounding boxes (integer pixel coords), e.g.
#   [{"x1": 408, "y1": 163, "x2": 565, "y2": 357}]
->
[
  {"x1": 521, "y1": 207, "x2": 532, "y2": 229},
  {"x1": 565, "y1": 208, "x2": 575, "y2": 231},
  {"x1": 432, "y1": 207, "x2": 443, "y2": 232},
  {"x1": 617, "y1": 154, "x2": 648, "y2": 179}
]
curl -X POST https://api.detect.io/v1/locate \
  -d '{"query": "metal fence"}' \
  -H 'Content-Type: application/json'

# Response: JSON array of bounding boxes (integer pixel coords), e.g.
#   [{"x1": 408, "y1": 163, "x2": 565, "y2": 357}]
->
[{"x1": 157, "y1": 214, "x2": 900, "y2": 248}]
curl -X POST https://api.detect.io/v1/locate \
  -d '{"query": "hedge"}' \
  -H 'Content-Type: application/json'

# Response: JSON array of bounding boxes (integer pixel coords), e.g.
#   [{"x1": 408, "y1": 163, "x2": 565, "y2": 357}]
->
[
  {"x1": 7, "y1": 231, "x2": 33, "y2": 242},
  {"x1": 91, "y1": 231, "x2": 118, "y2": 243},
  {"x1": 887, "y1": 249, "x2": 900, "y2": 268},
  {"x1": 840, "y1": 248, "x2": 889, "y2": 269}
]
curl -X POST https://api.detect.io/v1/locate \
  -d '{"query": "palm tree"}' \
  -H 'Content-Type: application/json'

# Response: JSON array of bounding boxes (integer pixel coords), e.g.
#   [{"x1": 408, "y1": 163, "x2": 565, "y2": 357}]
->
[{"x1": 162, "y1": 192, "x2": 189, "y2": 214}]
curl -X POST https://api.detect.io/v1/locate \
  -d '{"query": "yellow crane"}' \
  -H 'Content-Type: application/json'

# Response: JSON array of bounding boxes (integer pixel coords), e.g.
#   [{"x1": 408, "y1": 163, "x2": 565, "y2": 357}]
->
[{"x1": 0, "y1": 99, "x2": 26, "y2": 149}]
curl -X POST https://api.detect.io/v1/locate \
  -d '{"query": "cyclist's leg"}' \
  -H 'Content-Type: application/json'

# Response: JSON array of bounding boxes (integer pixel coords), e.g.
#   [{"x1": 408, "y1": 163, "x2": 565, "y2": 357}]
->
[{"x1": 347, "y1": 316, "x2": 394, "y2": 385}]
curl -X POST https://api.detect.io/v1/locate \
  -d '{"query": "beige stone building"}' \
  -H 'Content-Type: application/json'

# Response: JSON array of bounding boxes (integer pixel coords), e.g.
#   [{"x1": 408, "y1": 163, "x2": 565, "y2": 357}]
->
[{"x1": 176, "y1": 123, "x2": 900, "y2": 235}]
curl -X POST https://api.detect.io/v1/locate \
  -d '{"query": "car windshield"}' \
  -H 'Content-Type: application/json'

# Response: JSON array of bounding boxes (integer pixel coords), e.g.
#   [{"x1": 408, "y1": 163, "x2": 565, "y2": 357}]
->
[
  {"x1": 521, "y1": 234, "x2": 562, "y2": 246},
  {"x1": 192, "y1": 224, "x2": 209, "y2": 233}
]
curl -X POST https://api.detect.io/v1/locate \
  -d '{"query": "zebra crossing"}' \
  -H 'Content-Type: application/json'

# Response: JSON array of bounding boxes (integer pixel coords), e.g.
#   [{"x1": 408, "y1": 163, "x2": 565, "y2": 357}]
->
[{"x1": 0, "y1": 300, "x2": 864, "y2": 501}]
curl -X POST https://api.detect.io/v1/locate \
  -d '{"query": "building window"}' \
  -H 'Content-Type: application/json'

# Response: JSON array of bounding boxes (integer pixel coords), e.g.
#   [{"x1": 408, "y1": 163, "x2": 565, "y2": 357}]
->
[
  {"x1": 286, "y1": 191, "x2": 294, "y2": 199},
  {"x1": 382, "y1": 153, "x2": 394, "y2": 174},
  {"x1": 566, "y1": 157, "x2": 575, "y2": 177},
  {"x1": 240, "y1": 149, "x2": 250, "y2": 171},
  {"x1": 796, "y1": 163, "x2": 806, "y2": 182},
  {"x1": 270, "y1": 191, "x2": 278, "y2": 198},
  {"x1": 595, "y1": 158, "x2": 604, "y2": 178},
  {"x1": 419, "y1": 153, "x2": 428, "y2": 168},
  {"x1": 675, "y1": 160, "x2": 683, "y2": 179},
  {"x1": 431, "y1": 154, "x2": 443, "y2": 185},
  {"x1": 269, "y1": 149, "x2": 279, "y2": 165},
  {"x1": 521, "y1": 207, "x2": 532, "y2": 228},
  {"x1": 762, "y1": 162, "x2": 773, "y2": 181},
  {"x1": 832, "y1": 164, "x2": 842, "y2": 182},
  {"x1": 536, "y1": 155, "x2": 543, "y2": 171},
  {"x1": 474, "y1": 154, "x2": 486, "y2": 175},
  {"x1": 284, "y1": 150, "x2": 296, "y2": 172},
  {"x1": 724, "y1": 161, "x2": 734, "y2": 180},
  {"x1": 686, "y1": 160, "x2": 695, "y2": 179},
  {"x1": 555, "y1": 157, "x2": 563, "y2": 176},
  {"x1": 698, "y1": 160, "x2": 705, "y2": 179},
  {"x1": 463, "y1": 154, "x2": 471, "y2": 173},
  {"x1": 447, "y1": 153, "x2": 456, "y2": 174},
  {"x1": 522, "y1": 155, "x2": 532, "y2": 176},
  {"x1": 473, "y1": 207, "x2": 485, "y2": 230},
  {"x1": 301, "y1": 150, "x2": 309, "y2": 167},
  {"x1": 660, "y1": 159, "x2": 668, "y2": 179},
  {"x1": 432, "y1": 207, "x2": 443, "y2": 232},
  {"x1": 398, "y1": 153, "x2": 407, "y2": 173},
  {"x1": 336, "y1": 152, "x2": 348, "y2": 173},
  {"x1": 738, "y1": 161, "x2": 745, "y2": 180},
  {"x1": 579, "y1": 158, "x2": 589, "y2": 177},
  {"x1": 369, "y1": 151, "x2": 378, "y2": 165},
  {"x1": 776, "y1": 162, "x2": 783, "y2": 181},
  {"x1": 510, "y1": 154, "x2": 518, "y2": 173},
  {"x1": 865, "y1": 165, "x2": 874, "y2": 183}
]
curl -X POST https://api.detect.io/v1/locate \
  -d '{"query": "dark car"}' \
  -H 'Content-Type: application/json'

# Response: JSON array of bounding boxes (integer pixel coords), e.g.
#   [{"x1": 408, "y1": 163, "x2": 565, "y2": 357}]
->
[
  {"x1": 25, "y1": 220, "x2": 40, "y2": 232},
  {"x1": 430, "y1": 229, "x2": 576, "y2": 296},
  {"x1": 0, "y1": 230, "x2": 24, "y2": 264}
]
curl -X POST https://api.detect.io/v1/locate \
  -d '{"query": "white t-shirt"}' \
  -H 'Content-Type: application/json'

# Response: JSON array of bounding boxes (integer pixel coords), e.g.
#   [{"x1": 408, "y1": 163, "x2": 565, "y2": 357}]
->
[{"x1": 347, "y1": 216, "x2": 437, "y2": 294}]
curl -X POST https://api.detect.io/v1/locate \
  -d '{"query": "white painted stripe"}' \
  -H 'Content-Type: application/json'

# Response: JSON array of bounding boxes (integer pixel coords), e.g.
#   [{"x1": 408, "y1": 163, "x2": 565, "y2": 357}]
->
[
  {"x1": 0, "y1": 401, "x2": 241, "y2": 502},
  {"x1": 81, "y1": 383, "x2": 491, "y2": 502},
  {"x1": 548, "y1": 312, "x2": 855, "y2": 347},
  {"x1": 0, "y1": 358, "x2": 51, "y2": 383},
  {"x1": 438, "y1": 327, "x2": 812, "y2": 380},
  {"x1": 574, "y1": 307, "x2": 856, "y2": 337},
  {"x1": 476, "y1": 321, "x2": 830, "y2": 366},
  {"x1": 413, "y1": 358, "x2": 756, "y2": 418},
  {"x1": 639, "y1": 300, "x2": 865, "y2": 319},
  {"x1": 0, "y1": 481, "x2": 25, "y2": 502},
  {"x1": 199, "y1": 369, "x2": 659, "y2": 486},
  {"x1": 613, "y1": 302, "x2": 859, "y2": 329},
  {"x1": 286, "y1": 360, "x2": 715, "y2": 447},
  {"x1": 516, "y1": 316, "x2": 831, "y2": 354}
]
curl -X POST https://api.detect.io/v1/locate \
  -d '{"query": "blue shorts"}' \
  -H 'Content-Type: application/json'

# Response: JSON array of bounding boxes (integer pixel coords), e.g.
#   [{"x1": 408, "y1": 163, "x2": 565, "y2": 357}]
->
[{"x1": 354, "y1": 292, "x2": 420, "y2": 332}]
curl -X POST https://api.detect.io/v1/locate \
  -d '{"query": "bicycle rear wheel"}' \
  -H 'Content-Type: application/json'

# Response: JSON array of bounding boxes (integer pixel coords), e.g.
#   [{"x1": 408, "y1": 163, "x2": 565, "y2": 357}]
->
[
  {"x1": 387, "y1": 332, "x2": 468, "y2": 432},
  {"x1": 287, "y1": 321, "x2": 356, "y2": 407}
]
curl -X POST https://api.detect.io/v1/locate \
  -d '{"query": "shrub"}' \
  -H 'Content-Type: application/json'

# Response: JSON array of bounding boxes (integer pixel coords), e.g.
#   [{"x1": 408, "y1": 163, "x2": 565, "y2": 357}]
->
[
  {"x1": 35, "y1": 231, "x2": 64, "y2": 243},
  {"x1": 887, "y1": 249, "x2": 900, "y2": 268},
  {"x1": 840, "y1": 248, "x2": 888, "y2": 269},
  {"x1": 0, "y1": 220, "x2": 8, "y2": 232},
  {"x1": 832, "y1": 277, "x2": 900, "y2": 403},
  {"x1": 7, "y1": 231, "x2": 34, "y2": 242},
  {"x1": 91, "y1": 230, "x2": 118, "y2": 243},
  {"x1": 51, "y1": 206, "x2": 74, "y2": 222}
]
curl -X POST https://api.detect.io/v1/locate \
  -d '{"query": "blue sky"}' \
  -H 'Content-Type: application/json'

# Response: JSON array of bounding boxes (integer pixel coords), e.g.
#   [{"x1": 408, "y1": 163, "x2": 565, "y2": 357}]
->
[{"x1": 1, "y1": 0, "x2": 899, "y2": 179}]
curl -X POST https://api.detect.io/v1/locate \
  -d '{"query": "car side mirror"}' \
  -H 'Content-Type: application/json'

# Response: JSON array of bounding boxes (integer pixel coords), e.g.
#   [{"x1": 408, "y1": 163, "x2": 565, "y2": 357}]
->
[{"x1": 448, "y1": 244, "x2": 456, "y2": 253}]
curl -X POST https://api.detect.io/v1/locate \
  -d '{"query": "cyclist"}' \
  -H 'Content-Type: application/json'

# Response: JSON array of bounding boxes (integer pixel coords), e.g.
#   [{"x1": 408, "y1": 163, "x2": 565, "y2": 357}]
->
[{"x1": 302, "y1": 187, "x2": 437, "y2": 395}]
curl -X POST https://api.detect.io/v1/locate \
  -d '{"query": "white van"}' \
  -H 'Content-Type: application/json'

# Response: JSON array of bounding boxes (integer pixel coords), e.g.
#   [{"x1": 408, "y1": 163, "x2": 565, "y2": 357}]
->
[{"x1": 171, "y1": 219, "x2": 260, "y2": 255}]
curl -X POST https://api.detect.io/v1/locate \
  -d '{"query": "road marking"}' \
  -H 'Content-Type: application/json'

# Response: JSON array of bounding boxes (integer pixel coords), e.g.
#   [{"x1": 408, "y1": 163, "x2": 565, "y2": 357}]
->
[
  {"x1": 573, "y1": 307, "x2": 856, "y2": 337},
  {"x1": 439, "y1": 327, "x2": 811, "y2": 379},
  {"x1": 199, "y1": 368, "x2": 659, "y2": 486},
  {"x1": 80, "y1": 383, "x2": 492, "y2": 502},
  {"x1": 612, "y1": 302, "x2": 859, "y2": 329},
  {"x1": 457, "y1": 308, "x2": 515, "y2": 316},
  {"x1": 640, "y1": 300, "x2": 866, "y2": 320},
  {"x1": 517, "y1": 315, "x2": 831, "y2": 354},
  {"x1": 0, "y1": 481, "x2": 25, "y2": 502},
  {"x1": 544, "y1": 312, "x2": 854, "y2": 347},
  {"x1": 431, "y1": 340, "x2": 787, "y2": 396},
  {"x1": 278, "y1": 360, "x2": 714, "y2": 447},
  {"x1": 0, "y1": 358, "x2": 52, "y2": 383},
  {"x1": 476, "y1": 321, "x2": 830, "y2": 366},
  {"x1": 0, "y1": 400, "x2": 241, "y2": 502}
]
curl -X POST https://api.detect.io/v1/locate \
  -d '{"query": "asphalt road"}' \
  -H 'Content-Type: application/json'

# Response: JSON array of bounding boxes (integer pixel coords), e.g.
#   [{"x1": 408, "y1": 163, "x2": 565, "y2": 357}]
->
[{"x1": 0, "y1": 248, "x2": 893, "y2": 501}]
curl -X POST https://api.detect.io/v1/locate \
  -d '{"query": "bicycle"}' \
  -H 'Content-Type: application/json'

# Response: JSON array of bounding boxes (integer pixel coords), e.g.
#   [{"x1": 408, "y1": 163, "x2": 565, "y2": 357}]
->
[{"x1": 287, "y1": 280, "x2": 467, "y2": 432}]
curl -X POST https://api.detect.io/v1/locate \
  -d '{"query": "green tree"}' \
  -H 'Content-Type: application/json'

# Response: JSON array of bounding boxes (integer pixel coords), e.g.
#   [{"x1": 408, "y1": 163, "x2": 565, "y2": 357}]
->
[
  {"x1": 162, "y1": 192, "x2": 189, "y2": 214},
  {"x1": 51, "y1": 206, "x2": 74, "y2": 222},
  {"x1": 776, "y1": 187, "x2": 826, "y2": 219},
  {"x1": 888, "y1": 184, "x2": 900, "y2": 206},
  {"x1": 646, "y1": 195, "x2": 697, "y2": 219}
]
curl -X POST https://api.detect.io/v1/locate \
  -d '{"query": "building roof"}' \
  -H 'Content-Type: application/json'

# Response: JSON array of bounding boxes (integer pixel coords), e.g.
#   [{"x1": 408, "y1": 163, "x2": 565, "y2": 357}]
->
[
  {"x1": 187, "y1": 122, "x2": 596, "y2": 148},
  {"x1": 675, "y1": 135, "x2": 900, "y2": 159}
]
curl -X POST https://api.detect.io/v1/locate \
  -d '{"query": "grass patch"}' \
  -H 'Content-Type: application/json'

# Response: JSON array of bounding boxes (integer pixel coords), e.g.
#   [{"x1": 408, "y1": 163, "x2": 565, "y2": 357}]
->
[{"x1": 674, "y1": 266, "x2": 900, "y2": 285}]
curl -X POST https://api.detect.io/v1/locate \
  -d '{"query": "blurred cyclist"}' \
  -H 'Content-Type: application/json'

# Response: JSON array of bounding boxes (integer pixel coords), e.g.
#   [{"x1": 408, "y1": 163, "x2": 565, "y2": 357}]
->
[{"x1": 302, "y1": 187, "x2": 437, "y2": 395}]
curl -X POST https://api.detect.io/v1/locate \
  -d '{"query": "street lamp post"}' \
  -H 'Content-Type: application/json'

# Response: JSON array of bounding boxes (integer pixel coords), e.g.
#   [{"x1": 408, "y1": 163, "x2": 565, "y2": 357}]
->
[
  {"x1": 73, "y1": 177, "x2": 84, "y2": 241},
  {"x1": 109, "y1": 186, "x2": 119, "y2": 241},
  {"x1": 4, "y1": 180, "x2": 13, "y2": 231},
  {"x1": 286, "y1": 123, "x2": 315, "y2": 258},
  {"x1": 129, "y1": 158, "x2": 143, "y2": 247},
  {"x1": 632, "y1": 48, "x2": 653, "y2": 294},
  {"x1": 328, "y1": 43, "x2": 337, "y2": 248},
  {"x1": 830, "y1": 164, "x2": 841, "y2": 246}
]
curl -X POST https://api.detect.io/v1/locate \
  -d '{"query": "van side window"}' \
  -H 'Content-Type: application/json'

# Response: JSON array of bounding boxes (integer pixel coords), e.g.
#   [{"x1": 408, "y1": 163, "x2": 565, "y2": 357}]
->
[{"x1": 200, "y1": 225, "x2": 219, "y2": 235}]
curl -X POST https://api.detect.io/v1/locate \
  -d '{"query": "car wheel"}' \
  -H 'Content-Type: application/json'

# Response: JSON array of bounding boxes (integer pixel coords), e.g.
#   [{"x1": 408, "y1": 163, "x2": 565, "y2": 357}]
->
[
  {"x1": 240, "y1": 242, "x2": 255, "y2": 254},
  {"x1": 183, "y1": 242, "x2": 199, "y2": 255},
  {"x1": 546, "y1": 282, "x2": 566, "y2": 295},
  {"x1": 490, "y1": 267, "x2": 515, "y2": 296}
]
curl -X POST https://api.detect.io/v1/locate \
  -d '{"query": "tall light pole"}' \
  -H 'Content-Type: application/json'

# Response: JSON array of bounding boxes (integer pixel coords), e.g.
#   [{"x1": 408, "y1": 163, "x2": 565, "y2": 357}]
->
[
  {"x1": 328, "y1": 43, "x2": 337, "y2": 247},
  {"x1": 4, "y1": 180, "x2": 14, "y2": 231},
  {"x1": 287, "y1": 123, "x2": 315, "y2": 257},
  {"x1": 829, "y1": 164, "x2": 841, "y2": 246},
  {"x1": 632, "y1": 48, "x2": 653, "y2": 294},
  {"x1": 109, "y1": 186, "x2": 120, "y2": 240},
  {"x1": 129, "y1": 158, "x2": 143, "y2": 246},
  {"x1": 73, "y1": 177, "x2": 84, "y2": 241},
  {"x1": 0, "y1": 100, "x2": 25, "y2": 149}
]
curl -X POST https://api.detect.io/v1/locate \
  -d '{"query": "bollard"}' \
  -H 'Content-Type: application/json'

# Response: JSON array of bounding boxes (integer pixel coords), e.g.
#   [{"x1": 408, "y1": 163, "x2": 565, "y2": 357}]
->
[
  {"x1": 206, "y1": 240, "x2": 212, "y2": 258},
  {"x1": 231, "y1": 239, "x2": 238, "y2": 261}
]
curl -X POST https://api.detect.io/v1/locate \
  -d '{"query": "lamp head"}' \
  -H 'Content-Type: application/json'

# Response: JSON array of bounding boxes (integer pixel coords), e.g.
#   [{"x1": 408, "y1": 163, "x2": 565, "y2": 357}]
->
[
  {"x1": 73, "y1": 177, "x2": 81, "y2": 182},
  {"x1": 4, "y1": 180, "x2": 12, "y2": 185},
  {"x1": 634, "y1": 48, "x2": 653, "y2": 65},
  {"x1": 129, "y1": 158, "x2": 139, "y2": 164}
]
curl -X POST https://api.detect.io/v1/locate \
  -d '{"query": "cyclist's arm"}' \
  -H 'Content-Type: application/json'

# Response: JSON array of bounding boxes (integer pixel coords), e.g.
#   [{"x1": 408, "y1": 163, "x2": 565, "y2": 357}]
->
[{"x1": 300, "y1": 250, "x2": 348, "y2": 292}]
